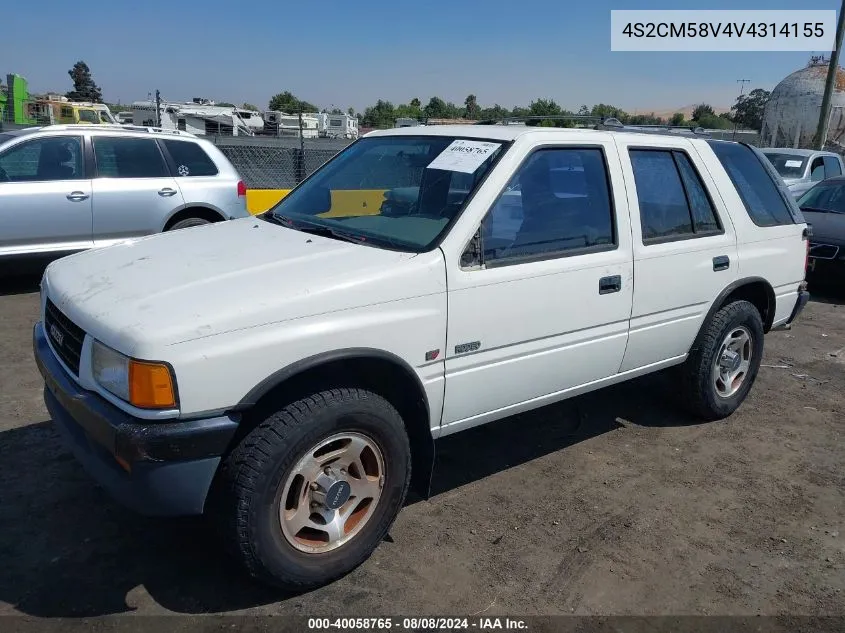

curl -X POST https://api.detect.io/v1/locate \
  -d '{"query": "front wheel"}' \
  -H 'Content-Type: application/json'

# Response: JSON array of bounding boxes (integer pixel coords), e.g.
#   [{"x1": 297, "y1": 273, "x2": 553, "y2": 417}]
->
[
  {"x1": 680, "y1": 300, "x2": 764, "y2": 421},
  {"x1": 212, "y1": 388, "x2": 411, "y2": 590}
]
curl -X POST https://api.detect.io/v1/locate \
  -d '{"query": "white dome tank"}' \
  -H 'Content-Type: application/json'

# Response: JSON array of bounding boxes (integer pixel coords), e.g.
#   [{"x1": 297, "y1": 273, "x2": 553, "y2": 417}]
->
[{"x1": 761, "y1": 57, "x2": 845, "y2": 148}]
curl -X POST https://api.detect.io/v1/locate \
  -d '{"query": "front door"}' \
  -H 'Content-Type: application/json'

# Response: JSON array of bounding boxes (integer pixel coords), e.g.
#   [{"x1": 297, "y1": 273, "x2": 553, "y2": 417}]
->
[
  {"x1": 442, "y1": 141, "x2": 634, "y2": 433},
  {"x1": 90, "y1": 135, "x2": 185, "y2": 246},
  {"x1": 0, "y1": 135, "x2": 92, "y2": 258}
]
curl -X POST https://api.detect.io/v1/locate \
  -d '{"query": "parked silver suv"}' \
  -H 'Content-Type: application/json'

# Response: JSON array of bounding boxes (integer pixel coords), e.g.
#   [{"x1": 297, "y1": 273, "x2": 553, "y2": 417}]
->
[{"x1": 0, "y1": 125, "x2": 249, "y2": 261}]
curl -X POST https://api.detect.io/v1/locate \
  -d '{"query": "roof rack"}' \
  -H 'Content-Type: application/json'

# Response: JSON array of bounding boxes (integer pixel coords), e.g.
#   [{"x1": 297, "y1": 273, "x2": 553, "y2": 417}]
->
[
  {"x1": 475, "y1": 115, "x2": 712, "y2": 138},
  {"x1": 40, "y1": 123, "x2": 196, "y2": 137}
]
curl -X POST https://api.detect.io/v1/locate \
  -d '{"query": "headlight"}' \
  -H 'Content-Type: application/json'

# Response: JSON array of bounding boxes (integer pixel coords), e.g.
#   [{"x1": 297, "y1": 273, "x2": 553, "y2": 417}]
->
[{"x1": 91, "y1": 340, "x2": 177, "y2": 409}]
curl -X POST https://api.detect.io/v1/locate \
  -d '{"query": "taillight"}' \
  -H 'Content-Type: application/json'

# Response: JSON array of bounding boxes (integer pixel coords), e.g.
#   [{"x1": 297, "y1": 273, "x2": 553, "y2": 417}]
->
[{"x1": 237, "y1": 180, "x2": 247, "y2": 197}]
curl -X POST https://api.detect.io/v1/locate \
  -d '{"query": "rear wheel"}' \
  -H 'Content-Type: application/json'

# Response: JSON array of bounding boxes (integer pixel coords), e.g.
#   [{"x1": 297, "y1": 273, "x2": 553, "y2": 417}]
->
[
  {"x1": 680, "y1": 300, "x2": 764, "y2": 421},
  {"x1": 212, "y1": 388, "x2": 411, "y2": 590},
  {"x1": 167, "y1": 217, "x2": 210, "y2": 231}
]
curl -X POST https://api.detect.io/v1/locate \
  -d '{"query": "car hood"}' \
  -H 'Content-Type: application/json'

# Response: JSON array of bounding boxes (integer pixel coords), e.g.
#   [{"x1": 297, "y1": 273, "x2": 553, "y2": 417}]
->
[
  {"x1": 43, "y1": 217, "x2": 433, "y2": 356},
  {"x1": 802, "y1": 210, "x2": 845, "y2": 244}
]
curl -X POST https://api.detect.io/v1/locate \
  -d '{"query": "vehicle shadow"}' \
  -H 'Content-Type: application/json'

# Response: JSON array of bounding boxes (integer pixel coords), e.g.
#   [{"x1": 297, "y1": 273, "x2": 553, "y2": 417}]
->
[
  {"x1": 0, "y1": 262, "x2": 51, "y2": 297},
  {"x1": 0, "y1": 372, "x2": 696, "y2": 616}
]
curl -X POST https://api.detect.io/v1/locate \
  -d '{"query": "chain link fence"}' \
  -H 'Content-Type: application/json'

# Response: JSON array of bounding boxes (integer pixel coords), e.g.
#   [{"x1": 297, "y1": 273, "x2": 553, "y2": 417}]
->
[{"x1": 209, "y1": 136, "x2": 353, "y2": 189}]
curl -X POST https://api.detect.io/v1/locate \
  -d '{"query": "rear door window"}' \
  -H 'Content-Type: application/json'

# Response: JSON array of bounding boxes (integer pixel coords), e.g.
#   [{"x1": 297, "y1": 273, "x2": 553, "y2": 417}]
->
[
  {"x1": 629, "y1": 149, "x2": 721, "y2": 242},
  {"x1": 706, "y1": 140, "x2": 796, "y2": 226},
  {"x1": 94, "y1": 137, "x2": 169, "y2": 178},
  {"x1": 163, "y1": 140, "x2": 219, "y2": 176}
]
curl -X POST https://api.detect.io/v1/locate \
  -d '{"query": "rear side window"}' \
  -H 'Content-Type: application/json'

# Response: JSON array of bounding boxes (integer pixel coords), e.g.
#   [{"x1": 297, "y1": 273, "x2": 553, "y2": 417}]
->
[
  {"x1": 94, "y1": 137, "x2": 168, "y2": 178},
  {"x1": 629, "y1": 149, "x2": 721, "y2": 242},
  {"x1": 707, "y1": 141, "x2": 795, "y2": 226},
  {"x1": 163, "y1": 140, "x2": 218, "y2": 177}
]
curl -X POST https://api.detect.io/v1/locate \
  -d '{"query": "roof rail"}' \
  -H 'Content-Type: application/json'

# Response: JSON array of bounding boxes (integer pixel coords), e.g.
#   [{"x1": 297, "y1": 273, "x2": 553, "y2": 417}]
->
[
  {"x1": 40, "y1": 123, "x2": 196, "y2": 137},
  {"x1": 475, "y1": 115, "x2": 713, "y2": 138}
]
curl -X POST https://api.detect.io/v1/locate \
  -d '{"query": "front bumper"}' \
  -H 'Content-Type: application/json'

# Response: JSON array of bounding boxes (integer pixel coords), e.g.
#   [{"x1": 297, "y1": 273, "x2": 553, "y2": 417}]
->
[{"x1": 34, "y1": 322, "x2": 239, "y2": 516}]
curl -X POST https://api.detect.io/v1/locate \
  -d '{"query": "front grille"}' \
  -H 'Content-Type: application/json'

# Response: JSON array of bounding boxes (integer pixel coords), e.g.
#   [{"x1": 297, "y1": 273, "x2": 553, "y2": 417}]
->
[
  {"x1": 809, "y1": 242, "x2": 840, "y2": 260},
  {"x1": 44, "y1": 299, "x2": 85, "y2": 375}
]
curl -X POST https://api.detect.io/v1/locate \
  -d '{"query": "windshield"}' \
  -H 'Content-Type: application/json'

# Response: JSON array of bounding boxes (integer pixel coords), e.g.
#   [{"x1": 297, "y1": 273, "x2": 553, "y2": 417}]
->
[
  {"x1": 762, "y1": 152, "x2": 807, "y2": 178},
  {"x1": 797, "y1": 181, "x2": 845, "y2": 213},
  {"x1": 268, "y1": 135, "x2": 507, "y2": 251}
]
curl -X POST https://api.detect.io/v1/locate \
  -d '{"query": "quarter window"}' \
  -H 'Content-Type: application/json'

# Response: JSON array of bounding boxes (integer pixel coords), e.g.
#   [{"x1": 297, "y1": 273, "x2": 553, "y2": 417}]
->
[
  {"x1": 0, "y1": 136, "x2": 84, "y2": 182},
  {"x1": 94, "y1": 137, "x2": 168, "y2": 178},
  {"x1": 163, "y1": 140, "x2": 218, "y2": 176},
  {"x1": 480, "y1": 147, "x2": 615, "y2": 264},
  {"x1": 707, "y1": 140, "x2": 795, "y2": 226},
  {"x1": 629, "y1": 149, "x2": 721, "y2": 241},
  {"x1": 823, "y1": 155, "x2": 842, "y2": 178}
]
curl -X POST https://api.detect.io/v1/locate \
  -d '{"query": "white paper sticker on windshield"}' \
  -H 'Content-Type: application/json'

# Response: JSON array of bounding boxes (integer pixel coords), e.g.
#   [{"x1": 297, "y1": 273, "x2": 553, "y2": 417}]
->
[
  {"x1": 426, "y1": 139, "x2": 502, "y2": 174},
  {"x1": 784, "y1": 160, "x2": 803, "y2": 168}
]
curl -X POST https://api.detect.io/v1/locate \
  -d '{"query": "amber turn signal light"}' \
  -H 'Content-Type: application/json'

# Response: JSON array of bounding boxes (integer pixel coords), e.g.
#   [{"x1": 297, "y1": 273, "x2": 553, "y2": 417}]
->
[{"x1": 129, "y1": 360, "x2": 176, "y2": 409}]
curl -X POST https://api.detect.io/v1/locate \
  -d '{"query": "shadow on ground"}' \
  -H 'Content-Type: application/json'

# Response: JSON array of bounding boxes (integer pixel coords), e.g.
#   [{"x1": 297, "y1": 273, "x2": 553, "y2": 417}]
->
[{"x1": 0, "y1": 369, "x2": 698, "y2": 616}]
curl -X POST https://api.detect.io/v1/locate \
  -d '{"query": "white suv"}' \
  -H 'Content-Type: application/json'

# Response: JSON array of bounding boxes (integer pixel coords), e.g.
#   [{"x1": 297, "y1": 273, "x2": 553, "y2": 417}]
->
[
  {"x1": 0, "y1": 125, "x2": 248, "y2": 261},
  {"x1": 34, "y1": 125, "x2": 810, "y2": 590}
]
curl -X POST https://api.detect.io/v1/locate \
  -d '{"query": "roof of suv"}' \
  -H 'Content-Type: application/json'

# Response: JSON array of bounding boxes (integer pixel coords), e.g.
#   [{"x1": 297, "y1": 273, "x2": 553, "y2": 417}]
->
[
  {"x1": 364, "y1": 124, "x2": 724, "y2": 146},
  {"x1": 1, "y1": 124, "x2": 197, "y2": 140},
  {"x1": 759, "y1": 147, "x2": 837, "y2": 157}
]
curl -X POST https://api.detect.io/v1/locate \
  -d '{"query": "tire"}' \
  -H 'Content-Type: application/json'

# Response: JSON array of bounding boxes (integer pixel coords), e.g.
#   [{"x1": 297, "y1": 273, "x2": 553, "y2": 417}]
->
[
  {"x1": 167, "y1": 217, "x2": 210, "y2": 231},
  {"x1": 680, "y1": 300, "x2": 764, "y2": 421},
  {"x1": 212, "y1": 388, "x2": 411, "y2": 590}
]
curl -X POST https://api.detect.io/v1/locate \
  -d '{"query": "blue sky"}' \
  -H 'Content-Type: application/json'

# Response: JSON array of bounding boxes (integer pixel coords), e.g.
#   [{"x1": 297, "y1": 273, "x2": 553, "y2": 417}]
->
[{"x1": 1, "y1": 0, "x2": 840, "y2": 113}]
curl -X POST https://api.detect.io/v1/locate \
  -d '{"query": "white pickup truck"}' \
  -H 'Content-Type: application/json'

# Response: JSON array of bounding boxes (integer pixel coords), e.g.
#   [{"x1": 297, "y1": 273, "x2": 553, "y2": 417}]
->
[{"x1": 34, "y1": 125, "x2": 810, "y2": 590}]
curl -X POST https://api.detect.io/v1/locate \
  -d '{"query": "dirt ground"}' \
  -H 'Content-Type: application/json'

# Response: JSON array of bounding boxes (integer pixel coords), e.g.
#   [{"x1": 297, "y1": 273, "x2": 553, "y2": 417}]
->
[{"x1": 0, "y1": 270, "x2": 843, "y2": 618}]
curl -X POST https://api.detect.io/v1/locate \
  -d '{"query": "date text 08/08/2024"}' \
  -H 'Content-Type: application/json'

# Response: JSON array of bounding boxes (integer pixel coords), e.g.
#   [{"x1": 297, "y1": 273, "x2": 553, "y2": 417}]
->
[{"x1": 307, "y1": 617, "x2": 529, "y2": 630}]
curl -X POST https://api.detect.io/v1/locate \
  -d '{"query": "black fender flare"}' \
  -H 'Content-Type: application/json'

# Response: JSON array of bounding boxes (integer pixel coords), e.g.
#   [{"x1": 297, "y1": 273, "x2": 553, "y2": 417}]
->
[
  {"x1": 689, "y1": 276, "x2": 776, "y2": 354},
  {"x1": 236, "y1": 347, "x2": 435, "y2": 498}
]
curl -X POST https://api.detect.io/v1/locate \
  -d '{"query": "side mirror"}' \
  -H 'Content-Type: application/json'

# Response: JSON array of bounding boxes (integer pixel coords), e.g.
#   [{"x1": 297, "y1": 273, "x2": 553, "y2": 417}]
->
[{"x1": 301, "y1": 184, "x2": 332, "y2": 214}]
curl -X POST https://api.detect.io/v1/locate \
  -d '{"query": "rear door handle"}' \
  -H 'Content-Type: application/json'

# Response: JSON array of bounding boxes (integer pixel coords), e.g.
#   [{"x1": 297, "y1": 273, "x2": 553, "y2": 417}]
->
[
  {"x1": 599, "y1": 275, "x2": 622, "y2": 294},
  {"x1": 66, "y1": 191, "x2": 89, "y2": 202},
  {"x1": 713, "y1": 255, "x2": 730, "y2": 271},
  {"x1": 158, "y1": 188, "x2": 178, "y2": 197}
]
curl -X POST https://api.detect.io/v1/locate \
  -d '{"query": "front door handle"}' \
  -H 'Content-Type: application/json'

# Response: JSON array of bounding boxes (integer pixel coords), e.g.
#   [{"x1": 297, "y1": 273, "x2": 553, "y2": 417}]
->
[
  {"x1": 713, "y1": 255, "x2": 730, "y2": 272},
  {"x1": 599, "y1": 275, "x2": 622, "y2": 294},
  {"x1": 66, "y1": 191, "x2": 89, "y2": 202},
  {"x1": 158, "y1": 188, "x2": 178, "y2": 197}
]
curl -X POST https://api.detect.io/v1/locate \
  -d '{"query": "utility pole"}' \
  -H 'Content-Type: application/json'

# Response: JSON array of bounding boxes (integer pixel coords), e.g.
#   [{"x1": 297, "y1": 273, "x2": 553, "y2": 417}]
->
[
  {"x1": 814, "y1": 0, "x2": 845, "y2": 150},
  {"x1": 732, "y1": 79, "x2": 750, "y2": 140},
  {"x1": 154, "y1": 89, "x2": 161, "y2": 127}
]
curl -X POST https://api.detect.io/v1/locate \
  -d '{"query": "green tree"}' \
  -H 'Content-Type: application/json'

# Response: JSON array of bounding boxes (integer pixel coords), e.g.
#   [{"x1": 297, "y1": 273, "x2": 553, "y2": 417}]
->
[
  {"x1": 241, "y1": 102, "x2": 259, "y2": 111},
  {"x1": 361, "y1": 99, "x2": 395, "y2": 128},
  {"x1": 268, "y1": 91, "x2": 317, "y2": 113},
  {"x1": 410, "y1": 97, "x2": 421, "y2": 108},
  {"x1": 591, "y1": 103, "x2": 628, "y2": 122},
  {"x1": 577, "y1": 104, "x2": 590, "y2": 116},
  {"x1": 628, "y1": 113, "x2": 663, "y2": 125},
  {"x1": 478, "y1": 104, "x2": 510, "y2": 122},
  {"x1": 423, "y1": 96, "x2": 447, "y2": 119},
  {"x1": 347, "y1": 106, "x2": 355, "y2": 117},
  {"x1": 464, "y1": 94, "x2": 478, "y2": 119},
  {"x1": 691, "y1": 103, "x2": 715, "y2": 121},
  {"x1": 670, "y1": 112, "x2": 686, "y2": 126},
  {"x1": 731, "y1": 88, "x2": 769, "y2": 130},
  {"x1": 66, "y1": 61, "x2": 103, "y2": 102}
]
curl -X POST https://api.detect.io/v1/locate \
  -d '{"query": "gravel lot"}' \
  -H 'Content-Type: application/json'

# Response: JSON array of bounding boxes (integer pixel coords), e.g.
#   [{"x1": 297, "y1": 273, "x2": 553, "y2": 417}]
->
[{"x1": 1, "y1": 270, "x2": 843, "y2": 618}]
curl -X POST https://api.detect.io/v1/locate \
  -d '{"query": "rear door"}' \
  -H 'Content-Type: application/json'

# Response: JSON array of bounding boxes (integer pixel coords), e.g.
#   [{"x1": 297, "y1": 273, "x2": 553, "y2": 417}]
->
[
  {"x1": 90, "y1": 135, "x2": 185, "y2": 246},
  {"x1": 614, "y1": 137, "x2": 739, "y2": 371},
  {"x1": 159, "y1": 139, "x2": 242, "y2": 217},
  {"x1": 0, "y1": 134, "x2": 93, "y2": 258}
]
